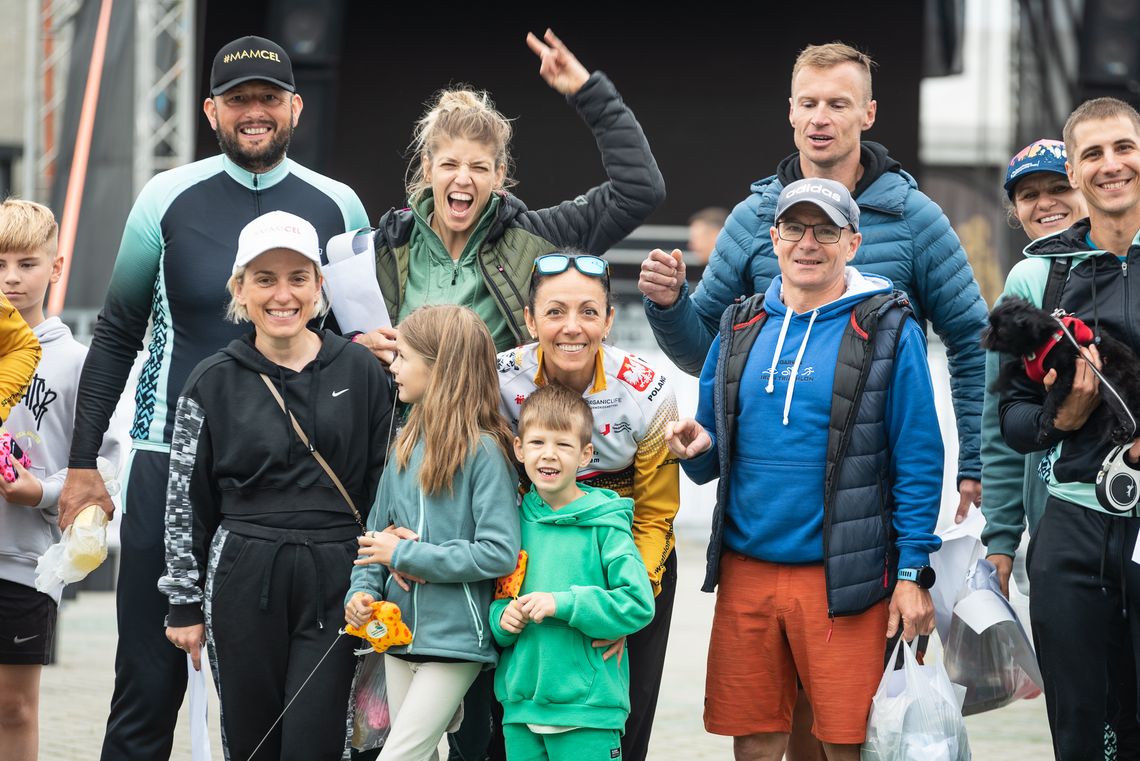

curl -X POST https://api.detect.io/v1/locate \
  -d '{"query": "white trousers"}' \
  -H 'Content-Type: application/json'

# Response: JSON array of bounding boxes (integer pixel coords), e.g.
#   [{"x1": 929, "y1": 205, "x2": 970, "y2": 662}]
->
[{"x1": 377, "y1": 655, "x2": 482, "y2": 761}]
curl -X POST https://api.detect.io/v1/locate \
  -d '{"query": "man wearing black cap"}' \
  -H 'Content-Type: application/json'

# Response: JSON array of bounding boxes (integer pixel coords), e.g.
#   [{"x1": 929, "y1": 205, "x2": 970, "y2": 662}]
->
[
  {"x1": 666, "y1": 178, "x2": 941, "y2": 761},
  {"x1": 58, "y1": 35, "x2": 368, "y2": 760}
]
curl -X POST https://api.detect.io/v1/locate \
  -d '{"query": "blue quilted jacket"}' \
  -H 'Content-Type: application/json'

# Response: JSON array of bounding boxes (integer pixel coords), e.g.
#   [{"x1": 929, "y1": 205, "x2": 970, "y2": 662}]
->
[{"x1": 645, "y1": 143, "x2": 987, "y2": 482}]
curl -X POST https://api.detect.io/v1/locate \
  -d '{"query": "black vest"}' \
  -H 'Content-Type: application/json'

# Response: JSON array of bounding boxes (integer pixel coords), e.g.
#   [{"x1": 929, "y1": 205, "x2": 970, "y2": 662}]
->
[{"x1": 704, "y1": 291, "x2": 913, "y2": 616}]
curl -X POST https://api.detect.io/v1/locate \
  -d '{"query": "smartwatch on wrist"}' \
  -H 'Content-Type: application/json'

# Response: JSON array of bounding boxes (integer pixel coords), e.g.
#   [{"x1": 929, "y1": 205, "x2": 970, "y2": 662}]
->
[{"x1": 896, "y1": 566, "x2": 936, "y2": 589}]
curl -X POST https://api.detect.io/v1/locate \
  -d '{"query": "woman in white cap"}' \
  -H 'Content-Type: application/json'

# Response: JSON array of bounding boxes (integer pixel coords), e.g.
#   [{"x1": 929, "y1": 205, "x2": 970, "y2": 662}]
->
[{"x1": 159, "y1": 211, "x2": 393, "y2": 760}]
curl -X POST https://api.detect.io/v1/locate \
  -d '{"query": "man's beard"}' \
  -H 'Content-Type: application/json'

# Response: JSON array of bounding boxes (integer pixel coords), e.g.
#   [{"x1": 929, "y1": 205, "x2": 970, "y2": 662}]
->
[{"x1": 216, "y1": 122, "x2": 292, "y2": 173}]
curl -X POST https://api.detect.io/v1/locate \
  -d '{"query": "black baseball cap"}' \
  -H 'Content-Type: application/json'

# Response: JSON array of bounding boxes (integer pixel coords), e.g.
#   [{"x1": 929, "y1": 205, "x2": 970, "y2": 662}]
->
[{"x1": 210, "y1": 35, "x2": 295, "y2": 96}]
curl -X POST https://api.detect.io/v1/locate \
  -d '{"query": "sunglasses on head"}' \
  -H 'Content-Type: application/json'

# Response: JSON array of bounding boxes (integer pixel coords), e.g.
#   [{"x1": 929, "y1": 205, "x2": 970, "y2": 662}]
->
[{"x1": 532, "y1": 254, "x2": 610, "y2": 287}]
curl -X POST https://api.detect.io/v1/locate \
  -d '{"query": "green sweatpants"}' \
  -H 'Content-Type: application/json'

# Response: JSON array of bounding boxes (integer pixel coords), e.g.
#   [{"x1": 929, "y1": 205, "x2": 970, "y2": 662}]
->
[{"x1": 502, "y1": 723, "x2": 623, "y2": 760}]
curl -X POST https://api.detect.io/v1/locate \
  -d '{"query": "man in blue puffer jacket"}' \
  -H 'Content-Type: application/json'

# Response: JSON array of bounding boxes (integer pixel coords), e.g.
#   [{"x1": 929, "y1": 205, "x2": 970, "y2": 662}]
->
[{"x1": 640, "y1": 42, "x2": 987, "y2": 521}]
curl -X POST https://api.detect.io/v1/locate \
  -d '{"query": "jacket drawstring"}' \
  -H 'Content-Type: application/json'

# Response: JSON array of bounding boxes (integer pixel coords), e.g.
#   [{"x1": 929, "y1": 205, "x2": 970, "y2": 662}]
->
[
  {"x1": 765, "y1": 312, "x2": 793, "y2": 394},
  {"x1": 782, "y1": 309, "x2": 819, "y2": 425}
]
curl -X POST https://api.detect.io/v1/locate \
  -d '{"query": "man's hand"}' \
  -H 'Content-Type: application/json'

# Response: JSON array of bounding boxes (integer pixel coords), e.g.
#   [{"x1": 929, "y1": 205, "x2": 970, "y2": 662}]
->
[
  {"x1": 638, "y1": 249, "x2": 686, "y2": 308},
  {"x1": 886, "y1": 580, "x2": 935, "y2": 642},
  {"x1": 355, "y1": 326, "x2": 398, "y2": 366},
  {"x1": 526, "y1": 29, "x2": 590, "y2": 96},
  {"x1": 953, "y1": 478, "x2": 982, "y2": 523},
  {"x1": 499, "y1": 599, "x2": 530, "y2": 634},
  {"x1": 165, "y1": 624, "x2": 205, "y2": 671},
  {"x1": 665, "y1": 419, "x2": 712, "y2": 459},
  {"x1": 1049, "y1": 344, "x2": 1102, "y2": 431},
  {"x1": 0, "y1": 457, "x2": 43, "y2": 507},
  {"x1": 518, "y1": 592, "x2": 557, "y2": 623},
  {"x1": 986, "y1": 554, "x2": 1014, "y2": 598},
  {"x1": 592, "y1": 636, "x2": 627, "y2": 665},
  {"x1": 59, "y1": 467, "x2": 113, "y2": 530}
]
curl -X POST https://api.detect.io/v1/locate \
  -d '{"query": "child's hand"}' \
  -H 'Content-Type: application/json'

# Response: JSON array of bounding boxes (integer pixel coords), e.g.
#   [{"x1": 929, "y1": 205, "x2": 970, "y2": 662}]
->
[
  {"x1": 592, "y1": 635, "x2": 627, "y2": 665},
  {"x1": 499, "y1": 598, "x2": 530, "y2": 634},
  {"x1": 345, "y1": 591, "x2": 375, "y2": 628},
  {"x1": 518, "y1": 592, "x2": 557, "y2": 623},
  {"x1": 355, "y1": 530, "x2": 400, "y2": 566},
  {"x1": 0, "y1": 457, "x2": 43, "y2": 506}
]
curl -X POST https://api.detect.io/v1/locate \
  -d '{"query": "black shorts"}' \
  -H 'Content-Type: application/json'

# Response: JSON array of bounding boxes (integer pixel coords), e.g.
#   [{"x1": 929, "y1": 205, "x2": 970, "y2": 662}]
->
[{"x1": 0, "y1": 578, "x2": 57, "y2": 665}]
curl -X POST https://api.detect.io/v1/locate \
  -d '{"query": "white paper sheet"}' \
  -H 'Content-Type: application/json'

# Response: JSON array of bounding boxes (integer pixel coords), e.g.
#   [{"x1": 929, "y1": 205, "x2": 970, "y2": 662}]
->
[
  {"x1": 323, "y1": 228, "x2": 391, "y2": 333},
  {"x1": 188, "y1": 649, "x2": 212, "y2": 761},
  {"x1": 953, "y1": 588, "x2": 1016, "y2": 635}
]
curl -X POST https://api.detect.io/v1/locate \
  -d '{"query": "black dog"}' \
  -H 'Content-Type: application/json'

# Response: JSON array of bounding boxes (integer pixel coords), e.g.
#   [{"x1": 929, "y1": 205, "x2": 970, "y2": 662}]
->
[{"x1": 982, "y1": 296, "x2": 1140, "y2": 445}]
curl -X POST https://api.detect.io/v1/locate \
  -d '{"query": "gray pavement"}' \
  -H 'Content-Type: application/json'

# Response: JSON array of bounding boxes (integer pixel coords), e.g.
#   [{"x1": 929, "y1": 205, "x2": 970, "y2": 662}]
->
[{"x1": 41, "y1": 537, "x2": 1052, "y2": 760}]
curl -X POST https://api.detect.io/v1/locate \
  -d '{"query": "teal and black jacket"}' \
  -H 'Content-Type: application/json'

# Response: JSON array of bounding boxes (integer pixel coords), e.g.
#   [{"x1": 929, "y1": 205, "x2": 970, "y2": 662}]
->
[{"x1": 69, "y1": 154, "x2": 367, "y2": 467}]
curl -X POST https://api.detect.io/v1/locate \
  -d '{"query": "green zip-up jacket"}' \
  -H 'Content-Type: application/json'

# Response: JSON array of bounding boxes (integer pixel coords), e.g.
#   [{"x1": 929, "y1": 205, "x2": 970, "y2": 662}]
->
[
  {"x1": 490, "y1": 485, "x2": 654, "y2": 730},
  {"x1": 371, "y1": 72, "x2": 666, "y2": 351}
]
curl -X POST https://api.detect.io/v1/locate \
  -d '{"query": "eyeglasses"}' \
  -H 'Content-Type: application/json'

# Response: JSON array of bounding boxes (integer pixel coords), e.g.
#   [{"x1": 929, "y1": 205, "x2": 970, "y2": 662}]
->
[
  {"x1": 532, "y1": 254, "x2": 611, "y2": 288},
  {"x1": 776, "y1": 221, "x2": 845, "y2": 245}
]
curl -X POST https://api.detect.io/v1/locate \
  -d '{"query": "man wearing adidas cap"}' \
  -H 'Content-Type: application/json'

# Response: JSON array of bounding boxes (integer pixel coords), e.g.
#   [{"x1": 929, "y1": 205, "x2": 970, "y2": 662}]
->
[
  {"x1": 58, "y1": 35, "x2": 368, "y2": 760},
  {"x1": 666, "y1": 177, "x2": 941, "y2": 760}
]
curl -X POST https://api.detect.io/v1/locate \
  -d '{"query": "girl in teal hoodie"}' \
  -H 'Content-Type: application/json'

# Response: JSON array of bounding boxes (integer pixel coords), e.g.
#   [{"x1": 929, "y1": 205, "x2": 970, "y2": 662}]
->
[
  {"x1": 491, "y1": 384, "x2": 654, "y2": 760},
  {"x1": 344, "y1": 305, "x2": 520, "y2": 761}
]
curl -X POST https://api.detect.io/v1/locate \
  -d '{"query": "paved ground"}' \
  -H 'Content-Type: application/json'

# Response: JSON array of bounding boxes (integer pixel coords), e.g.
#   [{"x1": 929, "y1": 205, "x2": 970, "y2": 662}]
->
[{"x1": 39, "y1": 537, "x2": 1051, "y2": 760}]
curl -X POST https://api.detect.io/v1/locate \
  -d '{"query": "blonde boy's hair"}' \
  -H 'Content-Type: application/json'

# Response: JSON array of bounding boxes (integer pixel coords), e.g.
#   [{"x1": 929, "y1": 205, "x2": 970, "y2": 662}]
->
[
  {"x1": 0, "y1": 198, "x2": 59, "y2": 257},
  {"x1": 518, "y1": 383, "x2": 594, "y2": 448}
]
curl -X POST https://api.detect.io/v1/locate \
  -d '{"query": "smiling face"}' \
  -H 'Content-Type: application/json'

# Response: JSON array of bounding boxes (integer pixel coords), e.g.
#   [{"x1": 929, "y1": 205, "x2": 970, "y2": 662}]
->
[
  {"x1": 423, "y1": 137, "x2": 506, "y2": 239},
  {"x1": 390, "y1": 337, "x2": 433, "y2": 404},
  {"x1": 770, "y1": 204, "x2": 860, "y2": 311},
  {"x1": 514, "y1": 424, "x2": 593, "y2": 507},
  {"x1": 204, "y1": 81, "x2": 302, "y2": 173},
  {"x1": 789, "y1": 63, "x2": 877, "y2": 174},
  {"x1": 233, "y1": 248, "x2": 321, "y2": 342},
  {"x1": 1012, "y1": 172, "x2": 1087, "y2": 239},
  {"x1": 1066, "y1": 114, "x2": 1140, "y2": 220},
  {"x1": 525, "y1": 269, "x2": 615, "y2": 393}
]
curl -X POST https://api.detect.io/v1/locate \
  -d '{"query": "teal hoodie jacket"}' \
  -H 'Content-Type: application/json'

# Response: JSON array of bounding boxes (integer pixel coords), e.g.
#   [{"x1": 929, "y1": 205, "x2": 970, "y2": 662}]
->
[
  {"x1": 345, "y1": 434, "x2": 520, "y2": 665},
  {"x1": 490, "y1": 484, "x2": 654, "y2": 730}
]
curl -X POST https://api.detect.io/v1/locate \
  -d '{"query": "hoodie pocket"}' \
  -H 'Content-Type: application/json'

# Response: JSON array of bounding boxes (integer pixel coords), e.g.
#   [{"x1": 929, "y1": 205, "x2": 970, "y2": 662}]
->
[{"x1": 507, "y1": 622, "x2": 597, "y2": 705}]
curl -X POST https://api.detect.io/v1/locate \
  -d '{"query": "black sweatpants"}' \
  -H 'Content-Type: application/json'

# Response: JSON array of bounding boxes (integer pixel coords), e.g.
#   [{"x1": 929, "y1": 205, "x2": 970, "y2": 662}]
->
[
  {"x1": 622, "y1": 549, "x2": 678, "y2": 761},
  {"x1": 208, "y1": 522, "x2": 360, "y2": 761},
  {"x1": 1029, "y1": 497, "x2": 1140, "y2": 761},
  {"x1": 101, "y1": 451, "x2": 187, "y2": 761}
]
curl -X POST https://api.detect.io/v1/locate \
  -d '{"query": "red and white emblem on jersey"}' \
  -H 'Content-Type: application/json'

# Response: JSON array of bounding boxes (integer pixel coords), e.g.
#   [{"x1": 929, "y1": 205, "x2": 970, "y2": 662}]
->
[{"x1": 617, "y1": 355, "x2": 655, "y2": 391}]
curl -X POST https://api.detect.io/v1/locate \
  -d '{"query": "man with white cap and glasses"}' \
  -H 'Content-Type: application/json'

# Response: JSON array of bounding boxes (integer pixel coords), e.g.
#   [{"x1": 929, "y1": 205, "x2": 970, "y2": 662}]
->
[
  {"x1": 58, "y1": 35, "x2": 368, "y2": 760},
  {"x1": 666, "y1": 178, "x2": 942, "y2": 761}
]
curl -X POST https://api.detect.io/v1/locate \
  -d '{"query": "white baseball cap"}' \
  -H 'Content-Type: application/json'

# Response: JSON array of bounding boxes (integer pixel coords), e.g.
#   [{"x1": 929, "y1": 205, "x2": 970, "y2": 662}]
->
[{"x1": 233, "y1": 210, "x2": 321, "y2": 275}]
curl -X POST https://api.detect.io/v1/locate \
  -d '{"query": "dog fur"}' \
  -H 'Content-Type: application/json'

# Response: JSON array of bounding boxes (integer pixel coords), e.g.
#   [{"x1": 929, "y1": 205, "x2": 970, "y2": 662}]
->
[{"x1": 982, "y1": 296, "x2": 1140, "y2": 445}]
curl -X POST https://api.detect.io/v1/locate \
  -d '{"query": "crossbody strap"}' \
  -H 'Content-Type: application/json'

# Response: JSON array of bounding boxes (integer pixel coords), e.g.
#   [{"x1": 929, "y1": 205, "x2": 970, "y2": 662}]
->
[{"x1": 259, "y1": 373, "x2": 364, "y2": 529}]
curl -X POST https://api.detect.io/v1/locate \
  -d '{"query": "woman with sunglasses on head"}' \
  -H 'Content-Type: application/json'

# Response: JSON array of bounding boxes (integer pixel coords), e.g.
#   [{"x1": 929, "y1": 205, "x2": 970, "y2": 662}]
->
[
  {"x1": 497, "y1": 251, "x2": 680, "y2": 761},
  {"x1": 353, "y1": 29, "x2": 665, "y2": 362}
]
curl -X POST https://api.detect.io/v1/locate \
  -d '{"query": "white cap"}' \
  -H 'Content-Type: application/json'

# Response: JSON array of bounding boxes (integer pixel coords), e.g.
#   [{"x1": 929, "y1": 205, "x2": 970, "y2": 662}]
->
[{"x1": 233, "y1": 210, "x2": 321, "y2": 275}]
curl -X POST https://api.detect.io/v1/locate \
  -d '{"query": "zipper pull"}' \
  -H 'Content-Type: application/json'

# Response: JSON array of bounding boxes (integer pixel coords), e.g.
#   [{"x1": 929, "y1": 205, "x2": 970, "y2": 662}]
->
[
  {"x1": 451, "y1": 264, "x2": 459, "y2": 286},
  {"x1": 1124, "y1": 260, "x2": 1129, "y2": 277}
]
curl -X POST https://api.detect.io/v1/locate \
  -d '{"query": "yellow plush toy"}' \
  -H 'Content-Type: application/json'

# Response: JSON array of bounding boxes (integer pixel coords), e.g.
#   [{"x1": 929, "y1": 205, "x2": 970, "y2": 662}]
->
[
  {"x1": 345, "y1": 601, "x2": 413, "y2": 653},
  {"x1": 495, "y1": 550, "x2": 528, "y2": 600}
]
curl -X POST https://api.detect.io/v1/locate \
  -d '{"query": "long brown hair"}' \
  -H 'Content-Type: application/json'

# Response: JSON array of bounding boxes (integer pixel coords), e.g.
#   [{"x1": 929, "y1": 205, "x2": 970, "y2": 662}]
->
[{"x1": 394, "y1": 305, "x2": 513, "y2": 494}]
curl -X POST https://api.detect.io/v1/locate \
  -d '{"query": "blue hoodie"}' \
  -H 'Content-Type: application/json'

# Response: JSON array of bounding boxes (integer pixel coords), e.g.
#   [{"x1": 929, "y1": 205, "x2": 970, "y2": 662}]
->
[{"x1": 681, "y1": 269, "x2": 943, "y2": 571}]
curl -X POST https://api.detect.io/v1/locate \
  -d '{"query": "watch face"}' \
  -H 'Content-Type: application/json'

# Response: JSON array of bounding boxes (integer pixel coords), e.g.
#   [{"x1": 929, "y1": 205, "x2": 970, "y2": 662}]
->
[{"x1": 918, "y1": 566, "x2": 936, "y2": 589}]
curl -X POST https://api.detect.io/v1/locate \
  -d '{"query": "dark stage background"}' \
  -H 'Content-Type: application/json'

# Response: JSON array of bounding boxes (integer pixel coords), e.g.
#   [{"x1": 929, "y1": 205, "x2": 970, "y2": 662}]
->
[{"x1": 196, "y1": 3, "x2": 925, "y2": 226}]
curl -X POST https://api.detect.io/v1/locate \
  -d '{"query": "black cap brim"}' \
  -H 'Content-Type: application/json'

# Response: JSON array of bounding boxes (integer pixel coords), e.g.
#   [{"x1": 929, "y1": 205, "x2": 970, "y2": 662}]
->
[{"x1": 211, "y1": 75, "x2": 296, "y2": 96}]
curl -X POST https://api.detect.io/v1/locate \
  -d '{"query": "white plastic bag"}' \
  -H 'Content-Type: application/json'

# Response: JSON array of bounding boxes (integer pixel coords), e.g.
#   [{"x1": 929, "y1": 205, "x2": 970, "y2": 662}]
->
[
  {"x1": 943, "y1": 558, "x2": 1042, "y2": 715},
  {"x1": 861, "y1": 637, "x2": 970, "y2": 761},
  {"x1": 34, "y1": 504, "x2": 109, "y2": 593},
  {"x1": 929, "y1": 507, "x2": 985, "y2": 642},
  {"x1": 351, "y1": 652, "x2": 391, "y2": 751}
]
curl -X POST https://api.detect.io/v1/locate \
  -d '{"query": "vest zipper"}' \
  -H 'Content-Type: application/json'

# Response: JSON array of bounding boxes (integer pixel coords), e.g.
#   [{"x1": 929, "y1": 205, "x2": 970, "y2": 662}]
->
[{"x1": 253, "y1": 172, "x2": 261, "y2": 215}]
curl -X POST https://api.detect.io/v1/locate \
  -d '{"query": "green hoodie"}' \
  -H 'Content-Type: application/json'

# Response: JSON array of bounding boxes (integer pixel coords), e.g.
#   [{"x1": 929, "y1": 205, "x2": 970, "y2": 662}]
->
[{"x1": 490, "y1": 484, "x2": 654, "y2": 730}]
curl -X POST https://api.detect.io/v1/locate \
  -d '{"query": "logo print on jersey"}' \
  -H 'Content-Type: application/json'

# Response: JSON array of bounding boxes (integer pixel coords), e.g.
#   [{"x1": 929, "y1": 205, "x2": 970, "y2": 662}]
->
[
  {"x1": 131, "y1": 283, "x2": 168, "y2": 439},
  {"x1": 599, "y1": 421, "x2": 632, "y2": 436},
  {"x1": 515, "y1": 394, "x2": 526, "y2": 406},
  {"x1": 617, "y1": 356, "x2": 655, "y2": 392}
]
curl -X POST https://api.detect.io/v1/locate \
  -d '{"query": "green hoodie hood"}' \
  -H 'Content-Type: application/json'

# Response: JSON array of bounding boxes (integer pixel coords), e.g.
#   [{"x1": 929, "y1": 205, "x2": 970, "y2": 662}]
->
[{"x1": 521, "y1": 483, "x2": 635, "y2": 532}]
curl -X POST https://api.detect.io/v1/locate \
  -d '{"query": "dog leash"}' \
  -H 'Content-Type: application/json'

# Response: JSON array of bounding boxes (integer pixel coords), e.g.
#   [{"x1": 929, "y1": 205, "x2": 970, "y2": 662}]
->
[
  {"x1": 244, "y1": 628, "x2": 349, "y2": 761},
  {"x1": 1051, "y1": 310, "x2": 1138, "y2": 439}
]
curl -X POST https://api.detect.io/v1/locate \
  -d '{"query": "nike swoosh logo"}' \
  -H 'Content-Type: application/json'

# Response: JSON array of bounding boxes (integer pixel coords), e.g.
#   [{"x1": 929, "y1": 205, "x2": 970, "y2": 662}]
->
[
  {"x1": 13, "y1": 635, "x2": 38, "y2": 645},
  {"x1": 332, "y1": 389, "x2": 349, "y2": 397}
]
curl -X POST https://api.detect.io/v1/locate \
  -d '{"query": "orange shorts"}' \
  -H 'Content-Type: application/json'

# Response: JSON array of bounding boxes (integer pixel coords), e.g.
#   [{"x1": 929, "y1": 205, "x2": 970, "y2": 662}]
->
[{"x1": 704, "y1": 550, "x2": 889, "y2": 744}]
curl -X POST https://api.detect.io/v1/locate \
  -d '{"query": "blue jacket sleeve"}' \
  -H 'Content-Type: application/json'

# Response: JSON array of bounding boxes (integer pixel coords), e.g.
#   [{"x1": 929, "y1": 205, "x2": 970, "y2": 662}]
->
[
  {"x1": 391, "y1": 440, "x2": 521, "y2": 583},
  {"x1": 904, "y1": 190, "x2": 987, "y2": 484},
  {"x1": 885, "y1": 323, "x2": 944, "y2": 569},
  {"x1": 645, "y1": 190, "x2": 780, "y2": 376},
  {"x1": 678, "y1": 336, "x2": 721, "y2": 484}
]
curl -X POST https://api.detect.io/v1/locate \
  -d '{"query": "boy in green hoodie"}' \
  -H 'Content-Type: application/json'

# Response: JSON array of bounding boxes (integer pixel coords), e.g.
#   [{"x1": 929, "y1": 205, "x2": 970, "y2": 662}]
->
[{"x1": 490, "y1": 383, "x2": 655, "y2": 760}]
